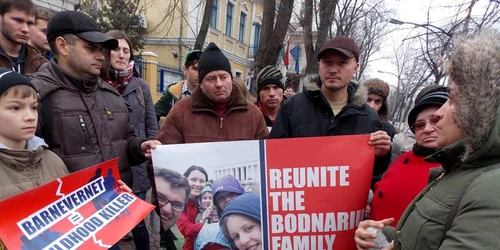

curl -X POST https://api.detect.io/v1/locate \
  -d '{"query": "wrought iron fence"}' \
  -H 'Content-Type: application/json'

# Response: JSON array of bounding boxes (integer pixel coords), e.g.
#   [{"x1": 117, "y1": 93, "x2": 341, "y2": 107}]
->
[{"x1": 157, "y1": 64, "x2": 184, "y2": 93}]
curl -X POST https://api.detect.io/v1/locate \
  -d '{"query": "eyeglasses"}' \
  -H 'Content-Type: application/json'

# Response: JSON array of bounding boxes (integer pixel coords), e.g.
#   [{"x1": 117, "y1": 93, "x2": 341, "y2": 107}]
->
[
  {"x1": 411, "y1": 116, "x2": 441, "y2": 131},
  {"x1": 157, "y1": 196, "x2": 185, "y2": 212}
]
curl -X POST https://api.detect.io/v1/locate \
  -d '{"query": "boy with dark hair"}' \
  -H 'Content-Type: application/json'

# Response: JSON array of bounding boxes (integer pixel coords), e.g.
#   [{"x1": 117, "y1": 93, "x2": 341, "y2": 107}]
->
[
  {"x1": 0, "y1": 0, "x2": 46, "y2": 75},
  {"x1": 154, "y1": 50, "x2": 202, "y2": 122}
]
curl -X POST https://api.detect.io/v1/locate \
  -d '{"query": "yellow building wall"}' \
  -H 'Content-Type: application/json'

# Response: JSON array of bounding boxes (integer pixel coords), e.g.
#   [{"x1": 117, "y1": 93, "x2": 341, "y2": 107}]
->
[
  {"x1": 137, "y1": 0, "x2": 267, "y2": 102},
  {"x1": 143, "y1": 45, "x2": 181, "y2": 67},
  {"x1": 141, "y1": 0, "x2": 188, "y2": 38},
  {"x1": 231, "y1": 62, "x2": 247, "y2": 79}
]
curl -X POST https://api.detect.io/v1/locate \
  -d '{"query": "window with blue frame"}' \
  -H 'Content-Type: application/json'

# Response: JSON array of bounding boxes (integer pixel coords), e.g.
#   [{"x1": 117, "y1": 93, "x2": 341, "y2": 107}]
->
[
  {"x1": 210, "y1": 0, "x2": 219, "y2": 29},
  {"x1": 238, "y1": 12, "x2": 247, "y2": 42},
  {"x1": 225, "y1": 2, "x2": 234, "y2": 36},
  {"x1": 253, "y1": 23, "x2": 261, "y2": 47}
]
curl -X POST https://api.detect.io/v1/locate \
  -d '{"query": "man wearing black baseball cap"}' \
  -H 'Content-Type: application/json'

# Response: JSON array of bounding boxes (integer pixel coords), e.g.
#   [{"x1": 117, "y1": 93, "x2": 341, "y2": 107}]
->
[
  {"x1": 29, "y1": 13, "x2": 160, "y2": 249},
  {"x1": 154, "y1": 49, "x2": 202, "y2": 123},
  {"x1": 270, "y1": 36, "x2": 392, "y2": 187}
]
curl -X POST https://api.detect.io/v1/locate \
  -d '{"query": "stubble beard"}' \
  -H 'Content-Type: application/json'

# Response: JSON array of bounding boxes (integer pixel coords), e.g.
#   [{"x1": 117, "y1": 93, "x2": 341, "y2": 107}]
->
[{"x1": 0, "y1": 21, "x2": 25, "y2": 46}]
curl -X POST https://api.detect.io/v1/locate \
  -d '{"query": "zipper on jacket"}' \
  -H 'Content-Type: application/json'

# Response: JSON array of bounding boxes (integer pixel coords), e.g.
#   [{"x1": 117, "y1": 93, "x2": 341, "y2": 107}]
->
[
  {"x1": 78, "y1": 115, "x2": 86, "y2": 131},
  {"x1": 429, "y1": 172, "x2": 445, "y2": 190},
  {"x1": 219, "y1": 117, "x2": 224, "y2": 140},
  {"x1": 78, "y1": 115, "x2": 90, "y2": 151}
]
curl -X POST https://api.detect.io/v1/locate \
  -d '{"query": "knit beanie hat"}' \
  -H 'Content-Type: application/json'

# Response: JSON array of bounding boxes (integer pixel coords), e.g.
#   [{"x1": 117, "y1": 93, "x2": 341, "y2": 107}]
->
[
  {"x1": 197, "y1": 42, "x2": 232, "y2": 83},
  {"x1": 0, "y1": 69, "x2": 36, "y2": 97},
  {"x1": 363, "y1": 78, "x2": 390, "y2": 122},
  {"x1": 408, "y1": 85, "x2": 449, "y2": 133},
  {"x1": 220, "y1": 192, "x2": 260, "y2": 224},
  {"x1": 364, "y1": 78, "x2": 389, "y2": 100},
  {"x1": 211, "y1": 175, "x2": 245, "y2": 200},
  {"x1": 256, "y1": 66, "x2": 284, "y2": 94},
  {"x1": 198, "y1": 185, "x2": 213, "y2": 207}
]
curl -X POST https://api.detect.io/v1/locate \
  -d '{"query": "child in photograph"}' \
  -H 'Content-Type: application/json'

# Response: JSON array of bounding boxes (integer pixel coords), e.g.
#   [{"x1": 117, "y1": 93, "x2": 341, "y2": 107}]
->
[
  {"x1": 211, "y1": 175, "x2": 246, "y2": 216},
  {"x1": 195, "y1": 222, "x2": 231, "y2": 250},
  {"x1": 220, "y1": 192, "x2": 262, "y2": 250},
  {"x1": 196, "y1": 186, "x2": 219, "y2": 224},
  {"x1": 194, "y1": 183, "x2": 233, "y2": 250},
  {"x1": 0, "y1": 69, "x2": 68, "y2": 201}
]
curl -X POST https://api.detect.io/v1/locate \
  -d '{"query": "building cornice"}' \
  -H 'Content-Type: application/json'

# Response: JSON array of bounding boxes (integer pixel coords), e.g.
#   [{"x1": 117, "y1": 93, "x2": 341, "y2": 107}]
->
[{"x1": 144, "y1": 37, "x2": 249, "y2": 67}]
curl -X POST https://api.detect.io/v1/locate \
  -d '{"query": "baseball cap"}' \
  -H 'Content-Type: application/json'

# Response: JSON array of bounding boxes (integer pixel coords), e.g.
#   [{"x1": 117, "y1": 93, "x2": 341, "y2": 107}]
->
[
  {"x1": 46, "y1": 11, "x2": 118, "y2": 50},
  {"x1": 317, "y1": 36, "x2": 360, "y2": 62},
  {"x1": 184, "y1": 50, "x2": 202, "y2": 66}
]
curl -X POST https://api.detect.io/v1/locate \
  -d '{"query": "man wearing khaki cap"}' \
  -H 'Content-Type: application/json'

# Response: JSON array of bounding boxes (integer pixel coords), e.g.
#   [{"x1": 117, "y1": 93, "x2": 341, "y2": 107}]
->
[{"x1": 269, "y1": 36, "x2": 392, "y2": 186}]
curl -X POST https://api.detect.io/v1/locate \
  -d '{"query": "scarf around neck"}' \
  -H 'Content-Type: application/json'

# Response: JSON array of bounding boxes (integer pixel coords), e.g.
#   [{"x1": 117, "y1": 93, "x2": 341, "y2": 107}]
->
[{"x1": 106, "y1": 61, "x2": 134, "y2": 94}]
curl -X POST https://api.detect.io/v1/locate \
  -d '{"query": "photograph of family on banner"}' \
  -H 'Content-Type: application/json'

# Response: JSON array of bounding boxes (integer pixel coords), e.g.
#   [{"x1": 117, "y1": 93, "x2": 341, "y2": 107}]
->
[{"x1": 151, "y1": 134, "x2": 374, "y2": 250}]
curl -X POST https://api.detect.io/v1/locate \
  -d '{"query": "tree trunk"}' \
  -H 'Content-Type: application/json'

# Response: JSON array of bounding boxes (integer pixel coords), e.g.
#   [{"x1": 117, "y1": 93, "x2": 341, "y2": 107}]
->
[
  {"x1": 253, "y1": 0, "x2": 294, "y2": 94},
  {"x1": 304, "y1": 0, "x2": 337, "y2": 75},
  {"x1": 194, "y1": 0, "x2": 215, "y2": 50},
  {"x1": 302, "y1": 0, "x2": 315, "y2": 75}
]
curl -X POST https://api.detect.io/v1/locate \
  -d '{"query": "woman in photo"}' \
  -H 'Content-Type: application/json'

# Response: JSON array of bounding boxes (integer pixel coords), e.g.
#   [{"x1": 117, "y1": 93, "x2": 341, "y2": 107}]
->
[
  {"x1": 177, "y1": 165, "x2": 210, "y2": 250},
  {"x1": 220, "y1": 192, "x2": 262, "y2": 250}
]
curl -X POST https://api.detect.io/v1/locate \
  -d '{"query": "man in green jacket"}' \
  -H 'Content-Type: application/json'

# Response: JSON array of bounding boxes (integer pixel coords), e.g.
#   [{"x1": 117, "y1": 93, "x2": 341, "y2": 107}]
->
[
  {"x1": 355, "y1": 31, "x2": 500, "y2": 250},
  {"x1": 154, "y1": 50, "x2": 202, "y2": 123}
]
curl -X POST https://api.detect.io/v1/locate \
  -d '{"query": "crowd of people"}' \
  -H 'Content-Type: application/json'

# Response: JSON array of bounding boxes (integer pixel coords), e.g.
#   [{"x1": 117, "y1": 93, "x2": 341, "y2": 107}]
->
[{"x1": 0, "y1": 0, "x2": 498, "y2": 249}]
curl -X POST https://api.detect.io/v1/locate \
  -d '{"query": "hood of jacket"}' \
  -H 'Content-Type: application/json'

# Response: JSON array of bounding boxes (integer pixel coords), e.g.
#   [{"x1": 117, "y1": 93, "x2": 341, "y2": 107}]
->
[
  {"x1": 450, "y1": 31, "x2": 500, "y2": 164},
  {"x1": 303, "y1": 74, "x2": 368, "y2": 107},
  {"x1": 0, "y1": 136, "x2": 48, "y2": 168}
]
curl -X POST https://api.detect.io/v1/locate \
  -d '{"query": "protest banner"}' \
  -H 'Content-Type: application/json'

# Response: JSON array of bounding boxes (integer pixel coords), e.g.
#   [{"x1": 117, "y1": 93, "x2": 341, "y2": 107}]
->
[
  {"x1": 152, "y1": 135, "x2": 374, "y2": 250},
  {"x1": 264, "y1": 135, "x2": 374, "y2": 250},
  {"x1": 0, "y1": 158, "x2": 155, "y2": 250}
]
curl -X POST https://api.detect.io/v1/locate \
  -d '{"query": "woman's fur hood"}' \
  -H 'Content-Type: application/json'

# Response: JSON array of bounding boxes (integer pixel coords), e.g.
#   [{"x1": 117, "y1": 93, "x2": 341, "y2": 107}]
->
[
  {"x1": 451, "y1": 31, "x2": 500, "y2": 161},
  {"x1": 303, "y1": 74, "x2": 368, "y2": 107}
]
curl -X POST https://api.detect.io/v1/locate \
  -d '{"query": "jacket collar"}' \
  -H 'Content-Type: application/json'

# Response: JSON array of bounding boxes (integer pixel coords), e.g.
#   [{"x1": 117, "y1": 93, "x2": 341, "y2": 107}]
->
[
  {"x1": 304, "y1": 80, "x2": 369, "y2": 117},
  {"x1": 0, "y1": 136, "x2": 47, "y2": 169},
  {"x1": 426, "y1": 139, "x2": 465, "y2": 173},
  {"x1": 121, "y1": 77, "x2": 139, "y2": 97},
  {"x1": 49, "y1": 59, "x2": 100, "y2": 92},
  {"x1": 190, "y1": 82, "x2": 248, "y2": 112},
  {"x1": 167, "y1": 80, "x2": 185, "y2": 100},
  {"x1": 303, "y1": 74, "x2": 368, "y2": 107}
]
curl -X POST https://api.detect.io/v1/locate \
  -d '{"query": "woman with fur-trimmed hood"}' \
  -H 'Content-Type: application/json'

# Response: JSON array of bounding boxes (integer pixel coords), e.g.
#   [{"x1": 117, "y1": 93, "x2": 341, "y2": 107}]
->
[{"x1": 355, "y1": 31, "x2": 500, "y2": 250}]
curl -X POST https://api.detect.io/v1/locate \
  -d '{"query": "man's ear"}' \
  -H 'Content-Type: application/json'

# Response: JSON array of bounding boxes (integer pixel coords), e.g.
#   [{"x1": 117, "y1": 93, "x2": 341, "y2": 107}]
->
[
  {"x1": 55, "y1": 37, "x2": 70, "y2": 57},
  {"x1": 354, "y1": 62, "x2": 360, "y2": 72}
]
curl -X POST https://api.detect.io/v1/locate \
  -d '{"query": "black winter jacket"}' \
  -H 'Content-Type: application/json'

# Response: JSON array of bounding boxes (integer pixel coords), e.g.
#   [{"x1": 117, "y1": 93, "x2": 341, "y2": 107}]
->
[{"x1": 269, "y1": 77, "x2": 391, "y2": 185}]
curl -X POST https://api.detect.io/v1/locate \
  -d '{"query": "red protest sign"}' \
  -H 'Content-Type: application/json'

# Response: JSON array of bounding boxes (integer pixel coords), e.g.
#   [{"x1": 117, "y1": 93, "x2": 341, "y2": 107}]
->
[
  {"x1": 264, "y1": 135, "x2": 374, "y2": 250},
  {"x1": 0, "y1": 158, "x2": 154, "y2": 250}
]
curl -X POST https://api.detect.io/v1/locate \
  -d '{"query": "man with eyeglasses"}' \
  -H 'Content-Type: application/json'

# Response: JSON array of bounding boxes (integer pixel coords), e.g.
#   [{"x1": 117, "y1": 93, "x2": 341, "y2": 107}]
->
[
  {"x1": 154, "y1": 49, "x2": 202, "y2": 123},
  {"x1": 154, "y1": 168, "x2": 190, "y2": 246},
  {"x1": 369, "y1": 85, "x2": 449, "y2": 226}
]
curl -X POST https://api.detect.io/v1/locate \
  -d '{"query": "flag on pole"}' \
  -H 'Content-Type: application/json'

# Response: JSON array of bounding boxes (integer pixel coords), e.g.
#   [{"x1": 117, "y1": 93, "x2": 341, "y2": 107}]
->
[
  {"x1": 279, "y1": 46, "x2": 285, "y2": 65},
  {"x1": 290, "y1": 45, "x2": 300, "y2": 74}
]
